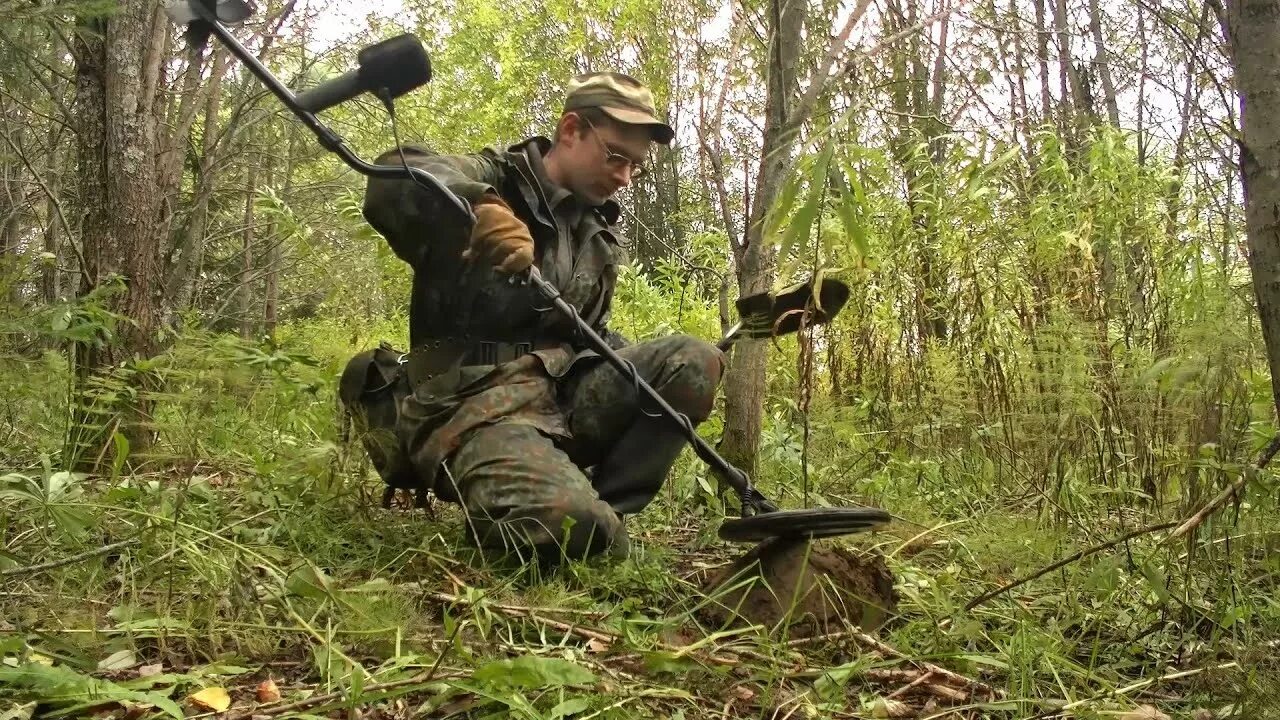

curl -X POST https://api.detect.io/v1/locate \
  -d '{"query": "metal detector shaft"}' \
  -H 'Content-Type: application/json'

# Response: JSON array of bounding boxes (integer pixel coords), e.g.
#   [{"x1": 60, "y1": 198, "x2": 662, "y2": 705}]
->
[
  {"x1": 190, "y1": 6, "x2": 472, "y2": 225},
  {"x1": 526, "y1": 268, "x2": 777, "y2": 515}
]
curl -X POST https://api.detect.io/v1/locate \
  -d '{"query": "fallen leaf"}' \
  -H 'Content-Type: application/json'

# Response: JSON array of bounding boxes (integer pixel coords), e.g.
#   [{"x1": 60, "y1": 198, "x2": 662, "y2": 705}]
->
[
  {"x1": 256, "y1": 678, "x2": 281, "y2": 703},
  {"x1": 732, "y1": 685, "x2": 756, "y2": 702},
  {"x1": 585, "y1": 638, "x2": 610, "y2": 653},
  {"x1": 189, "y1": 686, "x2": 232, "y2": 713},
  {"x1": 871, "y1": 697, "x2": 913, "y2": 718},
  {"x1": 137, "y1": 663, "x2": 163, "y2": 678},
  {"x1": 98, "y1": 649, "x2": 137, "y2": 671},
  {"x1": 1120, "y1": 706, "x2": 1171, "y2": 720}
]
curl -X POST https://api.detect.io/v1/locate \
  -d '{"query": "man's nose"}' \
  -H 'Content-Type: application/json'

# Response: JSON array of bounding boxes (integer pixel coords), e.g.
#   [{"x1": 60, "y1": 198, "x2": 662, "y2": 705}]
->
[{"x1": 613, "y1": 163, "x2": 633, "y2": 188}]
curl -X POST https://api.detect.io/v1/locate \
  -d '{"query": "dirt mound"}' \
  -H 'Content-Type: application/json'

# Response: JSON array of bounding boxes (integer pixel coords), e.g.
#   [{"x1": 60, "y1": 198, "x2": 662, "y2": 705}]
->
[{"x1": 698, "y1": 537, "x2": 898, "y2": 636}]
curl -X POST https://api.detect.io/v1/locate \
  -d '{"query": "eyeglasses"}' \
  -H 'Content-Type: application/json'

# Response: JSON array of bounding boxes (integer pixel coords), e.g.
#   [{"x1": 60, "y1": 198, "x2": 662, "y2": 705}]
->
[{"x1": 581, "y1": 116, "x2": 648, "y2": 180}]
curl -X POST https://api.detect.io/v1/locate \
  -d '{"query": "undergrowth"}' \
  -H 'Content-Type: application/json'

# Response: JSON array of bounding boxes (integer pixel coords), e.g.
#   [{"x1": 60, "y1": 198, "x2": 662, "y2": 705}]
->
[{"x1": 2, "y1": 273, "x2": 1279, "y2": 719}]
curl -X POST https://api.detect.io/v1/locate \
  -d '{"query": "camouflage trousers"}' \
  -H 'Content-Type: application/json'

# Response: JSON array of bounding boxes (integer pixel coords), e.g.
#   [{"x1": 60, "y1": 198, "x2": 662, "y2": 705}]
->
[{"x1": 442, "y1": 335, "x2": 725, "y2": 563}]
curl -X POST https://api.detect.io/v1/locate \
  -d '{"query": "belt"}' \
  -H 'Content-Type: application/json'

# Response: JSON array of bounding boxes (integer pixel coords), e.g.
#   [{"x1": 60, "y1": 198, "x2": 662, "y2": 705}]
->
[{"x1": 402, "y1": 337, "x2": 564, "y2": 391}]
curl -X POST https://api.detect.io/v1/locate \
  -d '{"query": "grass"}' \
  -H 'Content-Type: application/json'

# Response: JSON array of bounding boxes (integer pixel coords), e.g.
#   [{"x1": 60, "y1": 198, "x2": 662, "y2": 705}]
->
[{"x1": 2, "y1": 326, "x2": 1279, "y2": 719}]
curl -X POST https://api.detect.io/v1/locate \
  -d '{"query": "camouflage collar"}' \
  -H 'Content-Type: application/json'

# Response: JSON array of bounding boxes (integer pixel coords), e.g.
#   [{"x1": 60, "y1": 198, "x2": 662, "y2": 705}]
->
[{"x1": 507, "y1": 136, "x2": 621, "y2": 226}]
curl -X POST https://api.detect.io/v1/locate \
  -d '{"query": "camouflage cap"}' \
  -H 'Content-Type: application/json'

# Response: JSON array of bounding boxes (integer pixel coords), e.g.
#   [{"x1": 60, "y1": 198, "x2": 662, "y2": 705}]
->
[{"x1": 564, "y1": 71, "x2": 675, "y2": 145}]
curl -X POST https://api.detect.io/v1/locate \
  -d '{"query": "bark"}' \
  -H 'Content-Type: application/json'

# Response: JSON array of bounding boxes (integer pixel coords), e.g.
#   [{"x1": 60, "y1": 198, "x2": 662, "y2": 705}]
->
[
  {"x1": 719, "y1": 0, "x2": 805, "y2": 489},
  {"x1": 166, "y1": 46, "x2": 228, "y2": 315},
  {"x1": 1086, "y1": 0, "x2": 1120, "y2": 127},
  {"x1": 1052, "y1": 0, "x2": 1087, "y2": 126},
  {"x1": 239, "y1": 157, "x2": 259, "y2": 339},
  {"x1": 70, "y1": 1, "x2": 172, "y2": 463},
  {"x1": 886, "y1": 0, "x2": 949, "y2": 343},
  {"x1": 1227, "y1": 0, "x2": 1280, "y2": 417},
  {"x1": 1032, "y1": 0, "x2": 1053, "y2": 119}
]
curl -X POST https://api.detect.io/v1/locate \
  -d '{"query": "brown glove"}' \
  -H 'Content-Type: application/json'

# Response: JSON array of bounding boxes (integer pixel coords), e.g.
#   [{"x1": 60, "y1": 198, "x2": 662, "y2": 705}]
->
[{"x1": 461, "y1": 194, "x2": 535, "y2": 274}]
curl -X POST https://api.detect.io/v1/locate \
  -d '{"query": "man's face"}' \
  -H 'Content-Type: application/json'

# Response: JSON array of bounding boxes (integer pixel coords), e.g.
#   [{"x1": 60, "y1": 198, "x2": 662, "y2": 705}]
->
[{"x1": 558, "y1": 113, "x2": 653, "y2": 205}]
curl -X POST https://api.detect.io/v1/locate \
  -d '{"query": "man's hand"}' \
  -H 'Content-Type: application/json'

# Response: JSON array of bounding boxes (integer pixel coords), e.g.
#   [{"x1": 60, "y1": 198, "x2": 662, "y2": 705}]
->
[{"x1": 462, "y1": 194, "x2": 534, "y2": 274}]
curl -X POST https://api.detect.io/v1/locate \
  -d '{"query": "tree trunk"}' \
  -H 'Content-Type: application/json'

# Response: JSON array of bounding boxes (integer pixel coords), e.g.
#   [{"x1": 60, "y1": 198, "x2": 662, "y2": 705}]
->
[
  {"x1": 70, "y1": 2, "x2": 171, "y2": 465},
  {"x1": 166, "y1": 47, "x2": 227, "y2": 316},
  {"x1": 1032, "y1": 0, "x2": 1053, "y2": 119},
  {"x1": 1086, "y1": 0, "x2": 1120, "y2": 127},
  {"x1": 1227, "y1": 0, "x2": 1280, "y2": 417},
  {"x1": 1052, "y1": 0, "x2": 1087, "y2": 128},
  {"x1": 719, "y1": 0, "x2": 804, "y2": 492},
  {"x1": 239, "y1": 158, "x2": 259, "y2": 340}
]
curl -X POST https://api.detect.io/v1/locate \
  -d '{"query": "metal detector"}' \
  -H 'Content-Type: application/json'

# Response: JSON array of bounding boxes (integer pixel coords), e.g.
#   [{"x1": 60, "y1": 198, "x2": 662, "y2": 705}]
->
[{"x1": 164, "y1": 0, "x2": 890, "y2": 541}]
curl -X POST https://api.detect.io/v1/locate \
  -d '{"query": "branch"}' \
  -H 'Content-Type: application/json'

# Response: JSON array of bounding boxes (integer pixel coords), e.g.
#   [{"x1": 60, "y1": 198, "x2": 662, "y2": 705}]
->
[
  {"x1": 786, "y1": 0, "x2": 876, "y2": 129},
  {"x1": 851, "y1": 0, "x2": 974, "y2": 69},
  {"x1": 0, "y1": 126, "x2": 86, "y2": 276},
  {"x1": 1, "y1": 538, "x2": 139, "y2": 578},
  {"x1": 1166, "y1": 433, "x2": 1280, "y2": 542},
  {"x1": 964, "y1": 520, "x2": 1179, "y2": 611}
]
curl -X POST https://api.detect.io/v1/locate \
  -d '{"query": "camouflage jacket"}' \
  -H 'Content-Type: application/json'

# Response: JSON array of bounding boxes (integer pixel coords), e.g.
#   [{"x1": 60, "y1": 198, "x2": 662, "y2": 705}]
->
[
  {"x1": 361, "y1": 136, "x2": 630, "y2": 492},
  {"x1": 362, "y1": 135, "x2": 628, "y2": 364}
]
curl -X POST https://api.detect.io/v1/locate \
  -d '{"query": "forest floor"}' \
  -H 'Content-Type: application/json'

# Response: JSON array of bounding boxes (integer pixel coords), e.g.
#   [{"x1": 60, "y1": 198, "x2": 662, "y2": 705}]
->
[{"x1": 3, "y1": 456, "x2": 1275, "y2": 720}]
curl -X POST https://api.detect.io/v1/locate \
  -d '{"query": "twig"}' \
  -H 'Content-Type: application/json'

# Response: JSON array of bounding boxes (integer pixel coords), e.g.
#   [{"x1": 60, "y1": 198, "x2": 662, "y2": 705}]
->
[
  {"x1": 845, "y1": 631, "x2": 1005, "y2": 699},
  {"x1": 1167, "y1": 433, "x2": 1280, "y2": 541},
  {"x1": 420, "y1": 585, "x2": 996, "y2": 699},
  {"x1": 886, "y1": 670, "x2": 935, "y2": 700},
  {"x1": 0, "y1": 538, "x2": 139, "y2": 578},
  {"x1": 427, "y1": 591, "x2": 618, "y2": 645},
  {"x1": 964, "y1": 521, "x2": 1178, "y2": 611},
  {"x1": 1028, "y1": 661, "x2": 1239, "y2": 718},
  {"x1": 229, "y1": 668, "x2": 467, "y2": 719}
]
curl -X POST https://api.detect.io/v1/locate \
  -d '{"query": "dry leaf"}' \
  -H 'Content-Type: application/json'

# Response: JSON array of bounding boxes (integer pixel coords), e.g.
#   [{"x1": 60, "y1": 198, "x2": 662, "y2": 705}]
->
[
  {"x1": 732, "y1": 685, "x2": 756, "y2": 701},
  {"x1": 871, "y1": 697, "x2": 913, "y2": 718},
  {"x1": 97, "y1": 650, "x2": 137, "y2": 671},
  {"x1": 1119, "y1": 706, "x2": 1171, "y2": 720},
  {"x1": 256, "y1": 678, "x2": 281, "y2": 703},
  {"x1": 585, "y1": 638, "x2": 610, "y2": 653},
  {"x1": 137, "y1": 664, "x2": 163, "y2": 678},
  {"x1": 189, "y1": 686, "x2": 232, "y2": 713}
]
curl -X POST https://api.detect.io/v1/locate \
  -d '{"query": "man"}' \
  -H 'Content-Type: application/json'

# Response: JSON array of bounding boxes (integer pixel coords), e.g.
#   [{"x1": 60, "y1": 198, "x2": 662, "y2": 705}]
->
[{"x1": 356, "y1": 71, "x2": 725, "y2": 563}]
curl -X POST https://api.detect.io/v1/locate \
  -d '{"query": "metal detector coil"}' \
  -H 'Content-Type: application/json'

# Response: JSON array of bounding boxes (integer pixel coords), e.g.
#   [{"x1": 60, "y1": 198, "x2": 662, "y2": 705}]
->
[{"x1": 718, "y1": 507, "x2": 891, "y2": 543}]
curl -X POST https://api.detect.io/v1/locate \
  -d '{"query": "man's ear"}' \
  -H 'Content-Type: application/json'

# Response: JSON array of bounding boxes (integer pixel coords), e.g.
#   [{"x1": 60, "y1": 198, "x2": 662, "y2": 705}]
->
[{"x1": 556, "y1": 112, "x2": 583, "y2": 145}]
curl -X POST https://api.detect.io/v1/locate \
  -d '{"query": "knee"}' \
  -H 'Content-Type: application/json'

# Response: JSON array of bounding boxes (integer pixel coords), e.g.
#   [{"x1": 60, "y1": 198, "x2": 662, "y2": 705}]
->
[{"x1": 662, "y1": 335, "x2": 726, "y2": 420}]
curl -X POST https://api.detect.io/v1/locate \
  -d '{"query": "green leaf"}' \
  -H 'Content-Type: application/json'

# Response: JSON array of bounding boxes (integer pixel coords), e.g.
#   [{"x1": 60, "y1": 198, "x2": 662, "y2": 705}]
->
[
  {"x1": 1139, "y1": 561, "x2": 1172, "y2": 604},
  {"x1": 471, "y1": 655, "x2": 596, "y2": 689},
  {"x1": 0, "y1": 663, "x2": 183, "y2": 719},
  {"x1": 286, "y1": 563, "x2": 335, "y2": 600},
  {"x1": 764, "y1": 172, "x2": 804, "y2": 241},
  {"x1": 777, "y1": 147, "x2": 833, "y2": 260},
  {"x1": 639, "y1": 650, "x2": 702, "y2": 675},
  {"x1": 550, "y1": 697, "x2": 591, "y2": 718},
  {"x1": 835, "y1": 187, "x2": 869, "y2": 259},
  {"x1": 0, "y1": 547, "x2": 23, "y2": 571}
]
